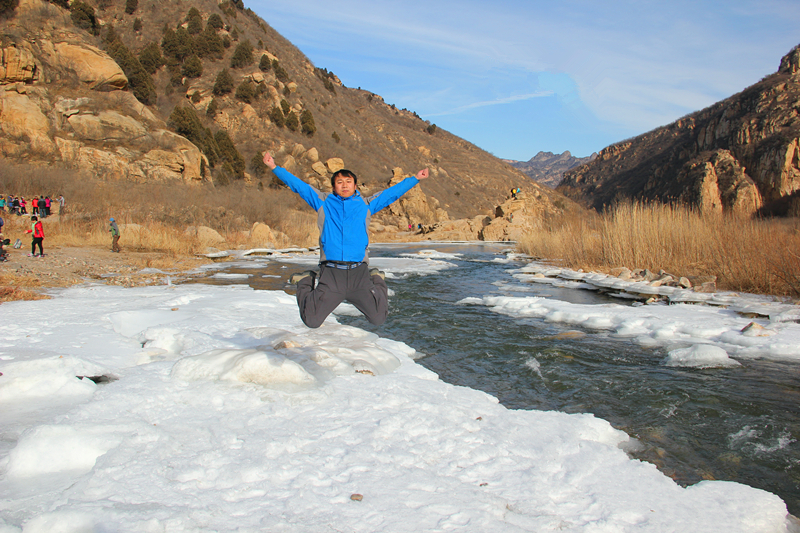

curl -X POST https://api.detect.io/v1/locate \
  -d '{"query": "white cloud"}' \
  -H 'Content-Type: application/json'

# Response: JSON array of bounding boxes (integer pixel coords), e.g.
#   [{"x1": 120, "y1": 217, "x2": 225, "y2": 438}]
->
[{"x1": 426, "y1": 91, "x2": 554, "y2": 117}]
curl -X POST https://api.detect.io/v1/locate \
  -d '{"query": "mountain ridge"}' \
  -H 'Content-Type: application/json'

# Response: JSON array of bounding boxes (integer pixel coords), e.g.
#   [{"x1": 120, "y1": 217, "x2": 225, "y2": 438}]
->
[
  {"x1": 558, "y1": 44, "x2": 800, "y2": 216},
  {"x1": 505, "y1": 150, "x2": 596, "y2": 189}
]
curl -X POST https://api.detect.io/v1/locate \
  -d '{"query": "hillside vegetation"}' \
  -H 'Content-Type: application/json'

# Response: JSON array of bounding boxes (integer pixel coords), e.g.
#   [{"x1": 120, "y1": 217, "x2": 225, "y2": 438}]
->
[{"x1": 0, "y1": 0, "x2": 561, "y2": 232}]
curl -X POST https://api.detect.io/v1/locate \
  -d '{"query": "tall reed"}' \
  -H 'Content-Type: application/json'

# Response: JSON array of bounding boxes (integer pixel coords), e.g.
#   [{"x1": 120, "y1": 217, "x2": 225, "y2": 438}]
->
[{"x1": 518, "y1": 202, "x2": 800, "y2": 296}]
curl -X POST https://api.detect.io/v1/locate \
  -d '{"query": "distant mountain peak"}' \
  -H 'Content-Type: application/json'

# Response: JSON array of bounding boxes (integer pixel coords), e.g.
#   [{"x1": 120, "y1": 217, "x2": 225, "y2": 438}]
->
[{"x1": 508, "y1": 151, "x2": 593, "y2": 188}]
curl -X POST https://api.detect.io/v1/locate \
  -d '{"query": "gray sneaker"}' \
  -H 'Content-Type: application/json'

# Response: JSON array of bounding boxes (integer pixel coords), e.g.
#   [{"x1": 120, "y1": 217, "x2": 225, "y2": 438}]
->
[
  {"x1": 369, "y1": 268, "x2": 385, "y2": 280},
  {"x1": 289, "y1": 270, "x2": 316, "y2": 284}
]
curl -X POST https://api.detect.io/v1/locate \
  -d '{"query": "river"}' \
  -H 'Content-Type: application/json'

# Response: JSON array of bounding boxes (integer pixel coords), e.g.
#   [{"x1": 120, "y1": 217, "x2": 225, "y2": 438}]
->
[{"x1": 201, "y1": 241, "x2": 800, "y2": 516}]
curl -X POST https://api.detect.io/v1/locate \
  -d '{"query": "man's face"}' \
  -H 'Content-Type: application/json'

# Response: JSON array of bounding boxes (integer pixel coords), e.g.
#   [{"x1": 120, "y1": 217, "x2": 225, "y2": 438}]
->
[{"x1": 333, "y1": 175, "x2": 356, "y2": 198}]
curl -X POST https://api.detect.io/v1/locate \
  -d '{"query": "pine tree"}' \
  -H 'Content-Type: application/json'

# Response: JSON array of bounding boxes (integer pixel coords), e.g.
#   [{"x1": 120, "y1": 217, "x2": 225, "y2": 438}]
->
[
  {"x1": 230, "y1": 40, "x2": 253, "y2": 69},
  {"x1": 212, "y1": 69, "x2": 234, "y2": 95},
  {"x1": 300, "y1": 109, "x2": 316, "y2": 136}
]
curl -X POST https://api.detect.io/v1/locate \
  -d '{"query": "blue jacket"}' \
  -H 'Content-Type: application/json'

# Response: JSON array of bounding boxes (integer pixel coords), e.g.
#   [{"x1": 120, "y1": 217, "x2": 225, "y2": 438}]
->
[{"x1": 273, "y1": 167, "x2": 419, "y2": 262}]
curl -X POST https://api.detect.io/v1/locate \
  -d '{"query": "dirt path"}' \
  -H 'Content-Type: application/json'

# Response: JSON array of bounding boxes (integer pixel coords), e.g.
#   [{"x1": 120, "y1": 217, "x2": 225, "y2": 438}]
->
[{"x1": 1, "y1": 245, "x2": 212, "y2": 294}]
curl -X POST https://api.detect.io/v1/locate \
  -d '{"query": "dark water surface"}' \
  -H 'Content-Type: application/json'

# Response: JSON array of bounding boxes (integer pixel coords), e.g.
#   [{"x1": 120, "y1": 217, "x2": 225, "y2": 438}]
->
[{"x1": 205, "y1": 242, "x2": 800, "y2": 515}]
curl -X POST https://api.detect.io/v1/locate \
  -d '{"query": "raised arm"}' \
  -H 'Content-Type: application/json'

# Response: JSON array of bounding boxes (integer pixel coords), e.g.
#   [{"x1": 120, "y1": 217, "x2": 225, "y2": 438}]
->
[
  {"x1": 262, "y1": 151, "x2": 323, "y2": 211},
  {"x1": 368, "y1": 168, "x2": 430, "y2": 214}
]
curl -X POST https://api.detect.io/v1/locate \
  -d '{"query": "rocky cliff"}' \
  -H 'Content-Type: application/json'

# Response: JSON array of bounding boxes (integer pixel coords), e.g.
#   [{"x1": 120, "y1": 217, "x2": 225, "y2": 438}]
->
[
  {"x1": 558, "y1": 44, "x2": 800, "y2": 216},
  {"x1": 506, "y1": 150, "x2": 596, "y2": 189},
  {"x1": 0, "y1": 0, "x2": 567, "y2": 226}
]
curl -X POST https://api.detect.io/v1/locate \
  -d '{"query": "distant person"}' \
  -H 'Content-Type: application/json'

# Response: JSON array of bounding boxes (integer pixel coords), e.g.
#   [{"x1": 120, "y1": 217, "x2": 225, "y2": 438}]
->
[
  {"x1": 262, "y1": 151, "x2": 430, "y2": 328},
  {"x1": 32, "y1": 196, "x2": 38, "y2": 216},
  {"x1": 19, "y1": 197, "x2": 26, "y2": 215},
  {"x1": 43, "y1": 196, "x2": 51, "y2": 218},
  {"x1": 26, "y1": 215, "x2": 44, "y2": 257},
  {"x1": 58, "y1": 195, "x2": 65, "y2": 214},
  {"x1": 0, "y1": 213, "x2": 4, "y2": 235},
  {"x1": 0, "y1": 196, "x2": 5, "y2": 212},
  {"x1": 109, "y1": 218, "x2": 121, "y2": 252},
  {"x1": 511, "y1": 188, "x2": 517, "y2": 199}
]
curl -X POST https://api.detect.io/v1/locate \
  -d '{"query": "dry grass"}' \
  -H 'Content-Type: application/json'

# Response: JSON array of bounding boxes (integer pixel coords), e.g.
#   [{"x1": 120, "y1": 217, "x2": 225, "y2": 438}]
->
[
  {"x1": 0, "y1": 161, "x2": 320, "y2": 255},
  {"x1": 0, "y1": 273, "x2": 51, "y2": 302},
  {"x1": 518, "y1": 202, "x2": 800, "y2": 296}
]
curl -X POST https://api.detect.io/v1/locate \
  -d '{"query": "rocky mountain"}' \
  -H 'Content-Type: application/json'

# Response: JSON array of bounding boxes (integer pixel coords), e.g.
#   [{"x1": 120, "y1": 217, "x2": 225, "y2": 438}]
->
[
  {"x1": 558, "y1": 45, "x2": 800, "y2": 217},
  {"x1": 0, "y1": 0, "x2": 568, "y2": 231},
  {"x1": 505, "y1": 151, "x2": 596, "y2": 188}
]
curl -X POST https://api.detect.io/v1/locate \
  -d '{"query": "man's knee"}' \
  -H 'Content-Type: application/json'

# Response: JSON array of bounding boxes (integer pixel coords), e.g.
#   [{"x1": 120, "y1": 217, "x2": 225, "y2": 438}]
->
[{"x1": 300, "y1": 312, "x2": 326, "y2": 329}]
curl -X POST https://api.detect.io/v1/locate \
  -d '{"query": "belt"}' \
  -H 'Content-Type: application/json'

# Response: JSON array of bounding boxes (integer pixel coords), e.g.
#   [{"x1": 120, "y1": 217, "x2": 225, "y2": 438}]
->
[{"x1": 321, "y1": 260, "x2": 363, "y2": 270}]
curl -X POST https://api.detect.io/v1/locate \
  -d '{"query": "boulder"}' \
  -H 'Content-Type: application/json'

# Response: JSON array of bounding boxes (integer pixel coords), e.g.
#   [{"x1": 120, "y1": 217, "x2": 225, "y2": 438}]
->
[
  {"x1": 67, "y1": 111, "x2": 148, "y2": 142},
  {"x1": 291, "y1": 143, "x2": 305, "y2": 158},
  {"x1": 0, "y1": 90, "x2": 54, "y2": 155},
  {"x1": 281, "y1": 154, "x2": 297, "y2": 172},
  {"x1": 378, "y1": 167, "x2": 447, "y2": 228},
  {"x1": 311, "y1": 161, "x2": 328, "y2": 177},
  {"x1": 305, "y1": 147, "x2": 319, "y2": 163},
  {"x1": 0, "y1": 43, "x2": 40, "y2": 83},
  {"x1": 326, "y1": 157, "x2": 344, "y2": 173},
  {"x1": 53, "y1": 42, "x2": 127, "y2": 91},
  {"x1": 186, "y1": 225, "x2": 226, "y2": 245},
  {"x1": 250, "y1": 222, "x2": 291, "y2": 247}
]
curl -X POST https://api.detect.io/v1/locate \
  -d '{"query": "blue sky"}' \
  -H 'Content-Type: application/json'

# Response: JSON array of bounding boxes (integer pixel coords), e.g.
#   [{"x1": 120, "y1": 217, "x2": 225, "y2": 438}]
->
[{"x1": 248, "y1": 0, "x2": 800, "y2": 160}]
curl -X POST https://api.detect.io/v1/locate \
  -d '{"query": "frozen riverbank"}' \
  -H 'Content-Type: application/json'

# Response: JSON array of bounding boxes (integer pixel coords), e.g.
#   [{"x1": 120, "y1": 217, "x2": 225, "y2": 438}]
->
[{"x1": 0, "y1": 279, "x2": 794, "y2": 532}]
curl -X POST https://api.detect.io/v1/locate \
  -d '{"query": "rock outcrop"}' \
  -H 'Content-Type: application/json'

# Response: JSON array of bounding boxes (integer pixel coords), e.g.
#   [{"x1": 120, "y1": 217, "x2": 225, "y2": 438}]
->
[
  {"x1": 0, "y1": 31, "x2": 206, "y2": 182},
  {"x1": 419, "y1": 187, "x2": 563, "y2": 241},
  {"x1": 559, "y1": 44, "x2": 800, "y2": 217}
]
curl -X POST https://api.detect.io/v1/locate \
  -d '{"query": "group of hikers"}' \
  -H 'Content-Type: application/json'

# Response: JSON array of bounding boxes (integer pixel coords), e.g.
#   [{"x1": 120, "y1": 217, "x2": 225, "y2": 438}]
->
[
  {"x1": 0, "y1": 194, "x2": 62, "y2": 260},
  {"x1": 1, "y1": 194, "x2": 64, "y2": 217},
  {"x1": 0, "y1": 190, "x2": 120, "y2": 261}
]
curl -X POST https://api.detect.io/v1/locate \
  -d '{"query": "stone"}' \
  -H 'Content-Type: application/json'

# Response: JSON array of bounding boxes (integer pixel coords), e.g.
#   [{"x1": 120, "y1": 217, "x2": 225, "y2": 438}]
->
[
  {"x1": 186, "y1": 226, "x2": 225, "y2": 245},
  {"x1": 291, "y1": 143, "x2": 305, "y2": 158},
  {"x1": 67, "y1": 111, "x2": 148, "y2": 142},
  {"x1": 0, "y1": 43, "x2": 39, "y2": 83},
  {"x1": 282, "y1": 154, "x2": 297, "y2": 172},
  {"x1": 650, "y1": 275, "x2": 674, "y2": 288},
  {"x1": 610, "y1": 267, "x2": 632, "y2": 279},
  {"x1": 305, "y1": 147, "x2": 319, "y2": 163},
  {"x1": 53, "y1": 42, "x2": 128, "y2": 91},
  {"x1": 311, "y1": 161, "x2": 327, "y2": 177},
  {"x1": 326, "y1": 157, "x2": 344, "y2": 173},
  {"x1": 741, "y1": 322, "x2": 774, "y2": 337},
  {"x1": 0, "y1": 91, "x2": 54, "y2": 155}
]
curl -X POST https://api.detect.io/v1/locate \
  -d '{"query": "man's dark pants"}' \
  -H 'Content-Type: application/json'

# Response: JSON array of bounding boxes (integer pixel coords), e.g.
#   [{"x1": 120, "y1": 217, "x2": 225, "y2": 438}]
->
[{"x1": 296, "y1": 263, "x2": 388, "y2": 328}]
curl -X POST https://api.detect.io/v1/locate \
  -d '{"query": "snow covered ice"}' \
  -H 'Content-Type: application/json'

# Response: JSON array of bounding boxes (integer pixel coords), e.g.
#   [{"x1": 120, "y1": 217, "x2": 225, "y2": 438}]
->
[{"x1": 0, "y1": 274, "x2": 795, "y2": 531}]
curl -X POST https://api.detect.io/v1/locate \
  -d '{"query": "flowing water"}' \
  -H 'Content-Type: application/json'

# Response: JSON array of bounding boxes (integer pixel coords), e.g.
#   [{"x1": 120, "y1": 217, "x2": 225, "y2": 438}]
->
[{"x1": 204, "y1": 242, "x2": 800, "y2": 515}]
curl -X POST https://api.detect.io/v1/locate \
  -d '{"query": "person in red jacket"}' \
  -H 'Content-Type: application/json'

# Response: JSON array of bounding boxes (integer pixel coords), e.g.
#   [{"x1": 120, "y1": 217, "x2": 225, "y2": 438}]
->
[{"x1": 26, "y1": 215, "x2": 44, "y2": 257}]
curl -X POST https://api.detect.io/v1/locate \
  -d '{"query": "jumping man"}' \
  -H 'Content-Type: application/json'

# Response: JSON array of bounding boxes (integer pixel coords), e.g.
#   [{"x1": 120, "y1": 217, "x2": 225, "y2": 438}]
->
[{"x1": 262, "y1": 152, "x2": 430, "y2": 328}]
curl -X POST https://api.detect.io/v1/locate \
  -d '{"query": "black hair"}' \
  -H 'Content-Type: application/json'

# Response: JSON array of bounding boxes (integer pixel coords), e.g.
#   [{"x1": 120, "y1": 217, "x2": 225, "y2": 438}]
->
[{"x1": 330, "y1": 169, "x2": 358, "y2": 188}]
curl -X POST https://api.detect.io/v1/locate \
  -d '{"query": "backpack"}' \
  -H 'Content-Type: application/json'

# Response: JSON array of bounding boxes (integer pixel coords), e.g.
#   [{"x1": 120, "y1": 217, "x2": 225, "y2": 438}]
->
[{"x1": 13, "y1": 238, "x2": 21, "y2": 248}]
